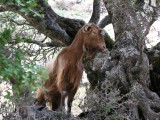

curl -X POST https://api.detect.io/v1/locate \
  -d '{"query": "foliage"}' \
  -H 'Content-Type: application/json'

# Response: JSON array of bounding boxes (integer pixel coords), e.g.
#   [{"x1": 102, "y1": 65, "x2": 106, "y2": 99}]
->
[
  {"x1": 0, "y1": 29, "x2": 48, "y2": 98},
  {"x1": 0, "y1": 11, "x2": 52, "y2": 100},
  {"x1": 0, "y1": 10, "x2": 62, "y2": 120},
  {"x1": 0, "y1": 17, "x2": 60, "y2": 118},
  {"x1": 0, "y1": 0, "x2": 47, "y2": 17},
  {"x1": 0, "y1": 23, "x2": 51, "y2": 119}
]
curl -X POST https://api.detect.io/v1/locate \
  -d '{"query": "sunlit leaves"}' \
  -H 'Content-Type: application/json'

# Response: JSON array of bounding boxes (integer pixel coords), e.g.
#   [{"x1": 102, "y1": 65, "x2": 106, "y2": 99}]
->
[
  {"x1": 1, "y1": 0, "x2": 45, "y2": 17},
  {"x1": 0, "y1": 0, "x2": 51, "y2": 102},
  {"x1": 26, "y1": 0, "x2": 38, "y2": 8},
  {"x1": 20, "y1": 8, "x2": 30, "y2": 15},
  {"x1": 0, "y1": 25, "x2": 48, "y2": 98},
  {"x1": 15, "y1": 0, "x2": 25, "y2": 6},
  {"x1": 0, "y1": 48, "x2": 48, "y2": 96}
]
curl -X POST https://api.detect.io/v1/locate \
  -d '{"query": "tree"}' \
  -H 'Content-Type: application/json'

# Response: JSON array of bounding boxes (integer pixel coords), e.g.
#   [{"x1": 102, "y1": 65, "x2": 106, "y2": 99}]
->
[
  {"x1": 0, "y1": 0, "x2": 160, "y2": 119},
  {"x1": 85, "y1": 0, "x2": 160, "y2": 119}
]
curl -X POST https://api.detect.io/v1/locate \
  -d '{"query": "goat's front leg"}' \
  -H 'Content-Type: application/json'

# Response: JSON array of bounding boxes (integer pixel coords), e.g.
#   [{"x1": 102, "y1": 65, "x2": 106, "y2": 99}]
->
[
  {"x1": 59, "y1": 91, "x2": 67, "y2": 112},
  {"x1": 67, "y1": 88, "x2": 78, "y2": 113}
]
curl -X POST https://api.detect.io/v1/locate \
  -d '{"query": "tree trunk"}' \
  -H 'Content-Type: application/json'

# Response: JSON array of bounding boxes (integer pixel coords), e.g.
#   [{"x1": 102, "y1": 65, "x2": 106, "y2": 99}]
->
[{"x1": 84, "y1": 0, "x2": 160, "y2": 119}]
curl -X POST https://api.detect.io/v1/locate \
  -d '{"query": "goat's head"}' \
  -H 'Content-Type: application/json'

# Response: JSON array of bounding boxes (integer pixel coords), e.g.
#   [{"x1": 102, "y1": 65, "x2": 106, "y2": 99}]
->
[{"x1": 81, "y1": 23, "x2": 106, "y2": 57}]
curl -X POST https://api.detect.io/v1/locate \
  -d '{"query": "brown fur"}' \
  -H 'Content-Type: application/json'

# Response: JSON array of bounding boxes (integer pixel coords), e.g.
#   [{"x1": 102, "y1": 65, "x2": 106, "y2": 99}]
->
[{"x1": 34, "y1": 23, "x2": 106, "y2": 113}]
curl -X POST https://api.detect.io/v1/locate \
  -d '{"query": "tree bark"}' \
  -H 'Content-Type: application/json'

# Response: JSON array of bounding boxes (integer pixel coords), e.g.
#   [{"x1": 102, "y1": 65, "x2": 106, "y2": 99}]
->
[
  {"x1": 147, "y1": 42, "x2": 160, "y2": 96},
  {"x1": 89, "y1": 0, "x2": 101, "y2": 24},
  {"x1": 84, "y1": 0, "x2": 160, "y2": 119}
]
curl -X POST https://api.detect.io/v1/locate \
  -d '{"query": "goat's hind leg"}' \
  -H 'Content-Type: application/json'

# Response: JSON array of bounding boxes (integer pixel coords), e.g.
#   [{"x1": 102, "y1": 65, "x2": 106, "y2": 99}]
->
[{"x1": 34, "y1": 88, "x2": 46, "y2": 111}]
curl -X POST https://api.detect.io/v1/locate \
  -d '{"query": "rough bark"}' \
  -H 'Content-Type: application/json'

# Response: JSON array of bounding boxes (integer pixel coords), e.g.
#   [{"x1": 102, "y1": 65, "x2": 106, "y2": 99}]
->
[
  {"x1": 84, "y1": 0, "x2": 160, "y2": 119},
  {"x1": 147, "y1": 43, "x2": 160, "y2": 96}
]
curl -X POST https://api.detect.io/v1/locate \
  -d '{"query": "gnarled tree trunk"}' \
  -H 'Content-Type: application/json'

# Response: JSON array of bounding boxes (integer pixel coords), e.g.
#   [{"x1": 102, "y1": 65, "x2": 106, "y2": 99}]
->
[{"x1": 84, "y1": 0, "x2": 160, "y2": 119}]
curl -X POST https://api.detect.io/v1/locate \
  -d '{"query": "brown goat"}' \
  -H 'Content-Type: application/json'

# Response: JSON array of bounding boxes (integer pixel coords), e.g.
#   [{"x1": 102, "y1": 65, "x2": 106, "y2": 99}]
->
[{"x1": 34, "y1": 23, "x2": 106, "y2": 113}]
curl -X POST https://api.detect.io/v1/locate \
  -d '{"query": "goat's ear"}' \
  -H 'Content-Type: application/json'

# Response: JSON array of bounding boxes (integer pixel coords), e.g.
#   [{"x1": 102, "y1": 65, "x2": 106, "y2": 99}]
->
[
  {"x1": 83, "y1": 23, "x2": 92, "y2": 33},
  {"x1": 100, "y1": 30, "x2": 105, "y2": 36}
]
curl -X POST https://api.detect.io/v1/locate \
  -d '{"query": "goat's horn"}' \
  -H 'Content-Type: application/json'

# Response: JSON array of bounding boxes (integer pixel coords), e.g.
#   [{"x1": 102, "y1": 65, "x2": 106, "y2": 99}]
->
[{"x1": 83, "y1": 23, "x2": 92, "y2": 32}]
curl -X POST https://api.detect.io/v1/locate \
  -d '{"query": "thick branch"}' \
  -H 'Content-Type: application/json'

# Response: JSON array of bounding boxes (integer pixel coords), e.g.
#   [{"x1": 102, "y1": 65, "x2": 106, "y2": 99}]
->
[
  {"x1": 89, "y1": 0, "x2": 101, "y2": 24},
  {"x1": 1, "y1": 2, "x2": 85, "y2": 47},
  {"x1": 98, "y1": 0, "x2": 113, "y2": 28}
]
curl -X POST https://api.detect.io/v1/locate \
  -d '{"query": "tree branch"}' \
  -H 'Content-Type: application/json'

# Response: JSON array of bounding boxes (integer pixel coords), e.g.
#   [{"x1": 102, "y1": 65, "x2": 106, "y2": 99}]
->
[
  {"x1": 140, "y1": 0, "x2": 160, "y2": 37},
  {"x1": 97, "y1": 0, "x2": 113, "y2": 28},
  {"x1": 98, "y1": 15, "x2": 112, "y2": 28},
  {"x1": 1, "y1": 1, "x2": 85, "y2": 47},
  {"x1": 89, "y1": 0, "x2": 101, "y2": 24}
]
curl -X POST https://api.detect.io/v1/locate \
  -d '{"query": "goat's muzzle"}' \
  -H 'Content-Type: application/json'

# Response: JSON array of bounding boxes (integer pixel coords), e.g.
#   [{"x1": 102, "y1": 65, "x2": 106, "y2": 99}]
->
[{"x1": 97, "y1": 44, "x2": 106, "y2": 52}]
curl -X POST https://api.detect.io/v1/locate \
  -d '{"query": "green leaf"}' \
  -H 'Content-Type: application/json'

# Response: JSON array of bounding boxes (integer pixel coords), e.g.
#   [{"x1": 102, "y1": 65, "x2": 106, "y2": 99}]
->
[
  {"x1": 20, "y1": 8, "x2": 30, "y2": 15},
  {"x1": 15, "y1": 0, "x2": 25, "y2": 6},
  {"x1": 27, "y1": 1, "x2": 38, "y2": 8}
]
